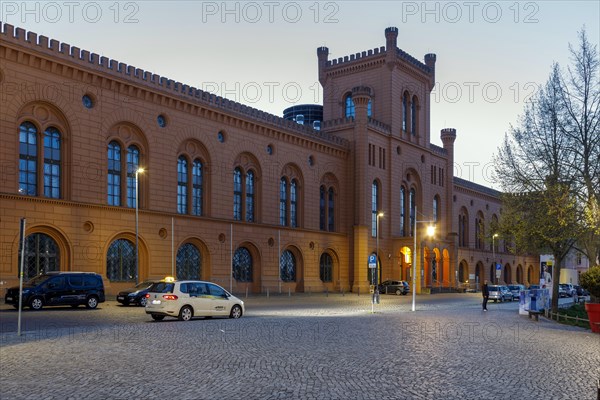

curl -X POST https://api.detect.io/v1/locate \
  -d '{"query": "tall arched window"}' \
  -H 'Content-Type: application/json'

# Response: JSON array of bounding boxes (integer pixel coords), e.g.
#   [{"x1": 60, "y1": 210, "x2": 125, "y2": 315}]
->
[
  {"x1": 280, "y1": 250, "x2": 296, "y2": 282},
  {"x1": 233, "y1": 247, "x2": 253, "y2": 282},
  {"x1": 371, "y1": 181, "x2": 379, "y2": 237},
  {"x1": 20, "y1": 233, "x2": 60, "y2": 279},
  {"x1": 19, "y1": 122, "x2": 38, "y2": 196},
  {"x1": 328, "y1": 187, "x2": 335, "y2": 232},
  {"x1": 176, "y1": 243, "x2": 201, "y2": 280},
  {"x1": 107, "y1": 141, "x2": 121, "y2": 206},
  {"x1": 400, "y1": 187, "x2": 406, "y2": 236},
  {"x1": 411, "y1": 96, "x2": 418, "y2": 135},
  {"x1": 433, "y1": 195, "x2": 440, "y2": 223},
  {"x1": 320, "y1": 253, "x2": 333, "y2": 282},
  {"x1": 233, "y1": 168, "x2": 242, "y2": 220},
  {"x1": 106, "y1": 239, "x2": 135, "y2": 282},
  {"x1": 475, "y1": 212, "x2": 484, "y2": 249},
  {"x1": 43, "y1": 127, "x2": 61, "y2": 198},
  {"x1": 245, "y1": 171, "x2": 255, "y2": 222},
  {"x1": 177, "y1": 156, "x2": 188, "y2": 214},
  {"x1": 402, "y1": 92, "x2": 409, "y2": 132},
  {"x1": 290, "y1": 179, "x2": 298, "y2": 228},
  {"x1": 279, "y1": 178, "x2": 288, "y2": 226},
  {"x1": 126, "y1": 145, "x2": 140, "y2": 208},
  {"x1": 459, "y1": 208, "x2": 469, "y2": 247},
  {"x1": 367, "y1": 99, "x2": 372, "y2": 117},
  {"x1": 409, "y1": 188, "x2": 416, "y2": 236},
  {"x1": 319, "y1": 186, "x2": 326, "y2": 230},
  {"x1": 192, "y1": 160, "x2": 203, "y2": 216},
  {"x1": 345, "y1": 94, "x2": 355, "y2": 118}
]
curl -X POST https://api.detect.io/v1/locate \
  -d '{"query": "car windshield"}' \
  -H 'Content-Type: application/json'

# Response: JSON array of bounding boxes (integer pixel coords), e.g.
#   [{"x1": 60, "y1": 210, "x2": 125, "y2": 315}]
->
[
  {"x1": 136, "y1": 281, "x2": 154, "y2": 289},
  {"x1": 148, "y1": 282, "x2": 174, "y2": 293},
  {"x1": 489, "y1": 286, "x2": 500, "y2": 290}
]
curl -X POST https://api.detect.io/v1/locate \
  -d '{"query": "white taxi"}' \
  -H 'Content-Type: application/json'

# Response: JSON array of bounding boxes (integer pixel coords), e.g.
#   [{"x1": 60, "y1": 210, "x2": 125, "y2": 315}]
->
[{"x1": 144, "y1": 278, "x2": 245, "y2": 321}]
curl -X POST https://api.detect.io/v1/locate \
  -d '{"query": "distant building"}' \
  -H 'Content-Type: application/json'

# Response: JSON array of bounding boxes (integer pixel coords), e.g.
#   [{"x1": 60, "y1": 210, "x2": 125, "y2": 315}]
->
[{"x1": 0, "y1": 24, "x2": 538, "y2": 295}]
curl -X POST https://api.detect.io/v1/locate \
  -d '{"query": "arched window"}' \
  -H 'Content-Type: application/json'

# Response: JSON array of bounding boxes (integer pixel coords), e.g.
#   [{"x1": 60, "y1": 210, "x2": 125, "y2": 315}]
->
[
  {"x1": 176, "y1": 243, "x2": 201, "y2": 280},
  {"x1": 319, "y1": 186, "x2": 326, "y2": 230},
  {"x1": 402, "y1": 92, "x2": 409, "y2": 132},
  {"x1": 328, "y1": 187, "x2": 335, "y2": 231},
  {"x1": 459, "y1": 208, "x2": 469, "y2": 247},
  {"x1": 433, "y1": 196, "x2": 440, "y2": 223},
  {"x1": 126, "y1": 145, "x2": 140, "y2": 208},
  {"x1": 320, "y1": 253, "x2": 333, "y2": 282},
  {"x1": 345, "y1": 94, "x2": 355, "y2": 118},
  {"x1": 371, "y1": 181, "x2": 379, "y2": 237},
  {"x1": 233, "y1": 247, "x2": 253, "y2": 282},
  {"x1": 245, "y1": 170, "x2": 255, "y2": 222},
  {"x1": 290, "y1": 179, "x2": 298, "y2": 228},
  {"x1": 20, "y1": 233, "x2": 60, "y2": 279},
  {"x1": 400, "y1": 187, "x2": 406, "y2": 236},
  {"x1": 177, "y1": 156, "x2": 188, "y2": 214},
  {"x1": 475, "y1": 212, "x2": 484, "y2": 249},
  {"x1": 411, "y1": 96, "x2": 418, "y2": 135},
  {"x1": 19, "y1": 122, "x2": 38, "y2": 196},
  {"x1": 280, "y1": 250, "x2": 296, "y2": 282},
  {"x1": 192, "y1": 159, "x2": 203, "y2": 216},
  {"x1": 458, "y1": 261, "x2": 467, "y2": 283},
  {"x1": 106, "y1": 239, "x2": 136, "y2": 282},
  {"x1": 233, "y1": 168, "x2": 242, "y2": 220},
  {"x1": 107, "y1": 141, "x2": 121, "y2": 206},
  {"x1": 409, "y1": 188, "x2": 416, "y2": 236},
  {"x1": 279, "y1": 177, "x2": 288, "y2": 226},
  {"x1": 43, "y1": 127, "x2": 61, "y2": 198},
  {"x1": 367, "y1": 99, "x2": 372, "y2": 117}
]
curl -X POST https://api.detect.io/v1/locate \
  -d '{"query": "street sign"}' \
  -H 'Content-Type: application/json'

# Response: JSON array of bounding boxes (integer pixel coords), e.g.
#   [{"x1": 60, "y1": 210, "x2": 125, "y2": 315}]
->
[
  {"x1": 368, "y1": 254, "x2": 377, "y2": 269},
  {"x1": 495, "y1": 262, "x2": 501, "y2": 278}
]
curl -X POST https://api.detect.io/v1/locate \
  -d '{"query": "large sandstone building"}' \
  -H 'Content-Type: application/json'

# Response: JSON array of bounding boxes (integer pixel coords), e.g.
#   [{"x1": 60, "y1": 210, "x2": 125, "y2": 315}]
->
[{"x1": 0, "y1": 24, "x2": 539, "y2": 295}]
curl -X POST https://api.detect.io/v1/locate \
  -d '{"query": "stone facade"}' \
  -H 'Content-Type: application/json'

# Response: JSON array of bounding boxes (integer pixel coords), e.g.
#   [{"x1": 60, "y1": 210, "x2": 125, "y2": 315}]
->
[{"x1": 0, "y1": 24, "x2": 538, "y2": 295}]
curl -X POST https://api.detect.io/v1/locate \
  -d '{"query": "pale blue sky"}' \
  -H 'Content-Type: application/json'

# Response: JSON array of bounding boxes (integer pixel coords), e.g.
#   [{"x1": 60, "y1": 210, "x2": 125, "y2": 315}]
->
[{"x1": 3, "y1": 1, "x2": 599, "y2": 188}]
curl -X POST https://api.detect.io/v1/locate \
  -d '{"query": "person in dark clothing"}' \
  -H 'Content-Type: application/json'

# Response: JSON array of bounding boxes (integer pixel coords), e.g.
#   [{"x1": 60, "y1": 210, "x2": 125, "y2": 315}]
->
[{"x1": 482, "y1": 280, "x2": 489, "y2": 311}]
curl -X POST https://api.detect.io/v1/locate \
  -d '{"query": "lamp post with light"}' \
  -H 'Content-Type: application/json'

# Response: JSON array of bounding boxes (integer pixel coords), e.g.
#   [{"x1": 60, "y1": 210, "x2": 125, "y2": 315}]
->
[
  {"x1": 412, "y1": 206, "x2": 436, "y2": 312},
  {"x1": 135, "y1": 167, "x2": 144, "y2": 285},
  {"x1": 376, "y1": 211, "x2": 384, "y2": 287},
  {"x1": 492, "y1": 233, "x2": 498, "y2": 284}
]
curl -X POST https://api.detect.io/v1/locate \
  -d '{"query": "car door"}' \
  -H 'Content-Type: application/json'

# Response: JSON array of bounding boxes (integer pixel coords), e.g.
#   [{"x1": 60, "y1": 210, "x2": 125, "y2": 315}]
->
[
  {"x1": 186, "y1": 282, "x2": 211, "y2": 316},
  {"x1": 207, "y1": 283, "x2": 231, "y2": 317},
  {"x1": 44, "y1": 276, "x2": 68, "y2": 305}
]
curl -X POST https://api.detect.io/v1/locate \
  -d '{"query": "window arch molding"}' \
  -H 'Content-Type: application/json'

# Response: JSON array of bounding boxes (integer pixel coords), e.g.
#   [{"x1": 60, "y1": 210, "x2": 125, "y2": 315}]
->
[
  {"x1": 16, "y1": 224, "x2": 71, "y2": 275},
  {"x1": 279, "y1": 245, "x2": 304, "y2": 284},
  {"x1": 106, "y1": 122, "x2": 149, "y2": 209},
  {"x1": 177, "y1": 138, "x2": 211, "y2": 216},
  {"x1": 104, "y1": 231, "x2": 149, "y2": 281},
  {"x1": 233, "y1": 152, "x2": 262, "y2": 222},
  {"x1": 319, "y1": 172, "x2": 339, "y2": 232},
  {"x1": 16, "y1": 102, "x2": 72, "y2": 199},
  {"x1": 280, "y1": 163, "x2": 304, "y2": 228},
  {"x1": 176, "y1": 237, "x2": 211, "y2": 279}
]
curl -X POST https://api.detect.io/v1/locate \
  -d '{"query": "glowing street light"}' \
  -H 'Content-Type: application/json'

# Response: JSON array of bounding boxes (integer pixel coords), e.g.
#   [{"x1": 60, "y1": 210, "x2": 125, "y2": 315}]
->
[
  {"x1": 492, "y1": 233, "x2": 499, "y2": 284},
  {"x1": 412, "y1": 206, "x2": 436, "y2": 312},
  {"x1": 135, "y1": 167, "x2": 144, "y2": 285}
]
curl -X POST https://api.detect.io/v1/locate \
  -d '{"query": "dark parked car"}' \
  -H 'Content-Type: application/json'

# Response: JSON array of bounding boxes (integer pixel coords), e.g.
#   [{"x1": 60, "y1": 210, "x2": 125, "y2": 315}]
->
[
  {"x1": 488, "y1": 285, "x2": 512, "y2": 302},
  {"x1": 378, "y1": 280, "x2": 409, "y2": 295},
  {"x1": 574, "y1": 285, "x2": 589, "y2": 297},
  {"x1": 4, "y1": 272, "x2": 105, "y2": 310},
  {"x1": 117, "y1": 280, "x2": 158, "y2": 307}
]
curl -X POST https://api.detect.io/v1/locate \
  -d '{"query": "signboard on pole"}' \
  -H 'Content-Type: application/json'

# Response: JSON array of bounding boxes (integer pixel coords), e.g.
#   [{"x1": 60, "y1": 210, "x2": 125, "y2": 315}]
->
[
  {"x1": 368, "y1": 254, "x2": 377, "y2": 269},
  {"x1": 495, "y1": 263, "x2": 501, "y2": 279}
]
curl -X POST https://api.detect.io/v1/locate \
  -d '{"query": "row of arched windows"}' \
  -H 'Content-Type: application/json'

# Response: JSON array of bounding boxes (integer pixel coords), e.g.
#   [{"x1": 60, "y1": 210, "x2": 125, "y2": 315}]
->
[
  {"x1": 402, "y1": 91, "x2": 419, "y2": 135},
  {"x1": 18, "y1": 233, "x2": 336, "y2": 284},
  {"x1": 458, "y1": 209, "x2": 504, "y2": 250}
]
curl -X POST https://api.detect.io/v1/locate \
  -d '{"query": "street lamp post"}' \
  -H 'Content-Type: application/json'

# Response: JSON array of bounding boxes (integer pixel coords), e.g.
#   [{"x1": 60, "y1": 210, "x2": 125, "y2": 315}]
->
[
  {"x1": 135, "y1": 167, "x2": 144, "y2": 285},
  {"x1": 492, "y1": 233, "x2": 498, "y2": 284},
  {"x1": 374, "y1": 211, "x2": 383, "y2": 290},
  {"x1": 412, "y1": 206, "x2": 436, "y2": 312}
]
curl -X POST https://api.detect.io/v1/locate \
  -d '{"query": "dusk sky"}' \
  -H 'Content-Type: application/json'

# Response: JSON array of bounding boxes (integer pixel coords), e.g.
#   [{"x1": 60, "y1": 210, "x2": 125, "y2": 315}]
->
[{"x1": 3, "y1": 1, "x2": 599, "y2": 188}]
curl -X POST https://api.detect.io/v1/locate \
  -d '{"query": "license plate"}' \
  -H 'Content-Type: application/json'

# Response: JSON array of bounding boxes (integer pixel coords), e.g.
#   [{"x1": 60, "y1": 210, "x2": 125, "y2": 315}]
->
[
  {"x1": 151, "y1": 300, "x2": 161, "y2": 305},
  {"x1": 6, "y1": 296, "x2": 12, "y2": 301}
]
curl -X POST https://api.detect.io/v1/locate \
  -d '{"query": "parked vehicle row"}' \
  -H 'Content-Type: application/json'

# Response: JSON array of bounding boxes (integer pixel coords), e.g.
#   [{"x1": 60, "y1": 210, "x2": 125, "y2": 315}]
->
[
  {"x1": 488, "y1": 285, "x2": 513, "y2": 302},
  {"x1": 377, "y1": 280, "x2": 410, "y2": 295},
  {"x1": 4, "y1": 274, "x2": 245, "y2": 322}
]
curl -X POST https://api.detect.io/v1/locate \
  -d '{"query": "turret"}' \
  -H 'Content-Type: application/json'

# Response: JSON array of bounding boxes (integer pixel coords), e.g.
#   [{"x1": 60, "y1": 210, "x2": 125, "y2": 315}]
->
[
  {"x1": 424, "y1": 53, "x2": 437, "y2": 89},
  {"x1": 385, "y1": 27, "x2": 398, "y2": 67},
  {"x1": 317, "y1": 46, "x2": 329, "y2": 85}
]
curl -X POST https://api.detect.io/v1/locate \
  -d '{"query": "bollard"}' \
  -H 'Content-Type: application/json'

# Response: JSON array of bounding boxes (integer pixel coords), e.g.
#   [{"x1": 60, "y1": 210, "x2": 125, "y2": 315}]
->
[
  {"x1": 357, "y1": 287, "x2": 360, "y2": 296},
  {"x1": 245, "y1": 287, "x2": 248, "y2": 298},
  {"x1": 326, "y1": 287, "x2": 328, "y2": 297},
  {"x1": 342, "y1": 288, "x2": 344, "y2": 297},
  {"x1": 288, "y1": 287, "x2": 291, "y2": 297},
  {"x1": 267, "y1": 288, "x2": 269, "y2": 299}
]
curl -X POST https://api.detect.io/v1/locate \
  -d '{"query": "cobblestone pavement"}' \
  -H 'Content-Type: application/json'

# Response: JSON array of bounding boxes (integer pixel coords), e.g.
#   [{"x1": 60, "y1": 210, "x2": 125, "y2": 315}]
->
[{"x1": 1, "y1": 293, "x2": 598, "y2": 399}]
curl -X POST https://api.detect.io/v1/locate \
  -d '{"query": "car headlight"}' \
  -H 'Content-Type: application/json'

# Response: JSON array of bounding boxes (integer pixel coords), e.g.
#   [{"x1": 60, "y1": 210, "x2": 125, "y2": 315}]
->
[{"x1": 22, "y1": 289, "x2": 30, "y2": 294}]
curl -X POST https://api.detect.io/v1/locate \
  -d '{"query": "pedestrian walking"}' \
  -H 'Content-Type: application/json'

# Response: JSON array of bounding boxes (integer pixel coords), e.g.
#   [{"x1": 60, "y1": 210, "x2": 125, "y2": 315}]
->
[{"x1": 482, "y1": 280, "x2": 489, "y2": 311}]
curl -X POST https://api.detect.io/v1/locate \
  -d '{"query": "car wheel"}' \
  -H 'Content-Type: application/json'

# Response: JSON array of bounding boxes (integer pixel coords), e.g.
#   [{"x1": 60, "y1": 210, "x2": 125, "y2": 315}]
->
[
  {"x1": 139, "y1": 297, "x2": 147, "y2": 307},
  {"x1": 230, "y1": 304, "x2": 243, "y2": 319},
  {"x1": 86, "y1": 296, "x2": 99, "y2": 309},
  {"x1": 179, "y1": 305, "x2": 193, "y2": 321},
  {"x1": 395, "y1": 289, "x2": 402, "y2": 296},
  {"x1": 30, "y1": 297, "x2": 44, "y2": 310},
  {"x1": 151, "y1": 314, "x2": 165, "y2": 321}
]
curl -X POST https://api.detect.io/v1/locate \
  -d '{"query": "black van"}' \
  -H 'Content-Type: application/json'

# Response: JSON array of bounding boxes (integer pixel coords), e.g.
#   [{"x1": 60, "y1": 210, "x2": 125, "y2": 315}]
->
[{"x1": 5, "y1": 272, "x2": 105, "y2": 310}]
